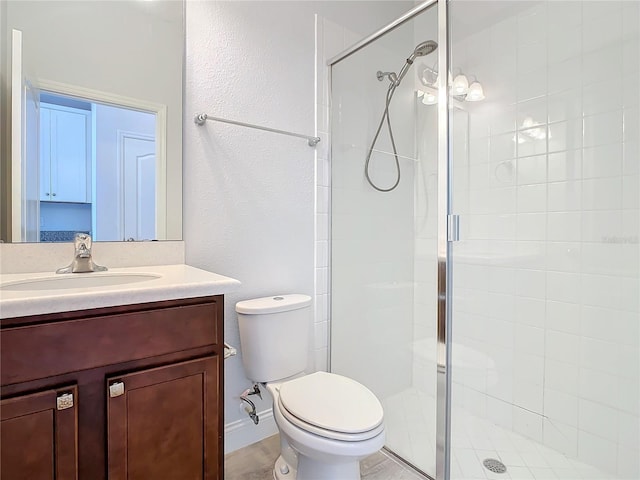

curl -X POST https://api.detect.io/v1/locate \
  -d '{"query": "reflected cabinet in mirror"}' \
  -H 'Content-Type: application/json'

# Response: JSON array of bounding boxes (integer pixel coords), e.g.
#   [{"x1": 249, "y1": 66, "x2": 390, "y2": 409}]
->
[{"x1": 0, "y1": 0, "x2": 183, "y2": 242}]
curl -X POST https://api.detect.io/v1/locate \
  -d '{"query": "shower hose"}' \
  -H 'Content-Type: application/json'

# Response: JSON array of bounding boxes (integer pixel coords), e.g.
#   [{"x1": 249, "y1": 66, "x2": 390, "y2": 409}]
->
[{"x1": 365, "y1": 82, "x2": 401, "y2": 192}]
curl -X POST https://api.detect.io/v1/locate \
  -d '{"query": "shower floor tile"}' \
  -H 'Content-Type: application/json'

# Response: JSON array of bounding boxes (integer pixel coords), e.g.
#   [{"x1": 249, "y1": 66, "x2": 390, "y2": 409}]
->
[{"x1": 382, "y1": 388, "x2": 624, "y2": 480}]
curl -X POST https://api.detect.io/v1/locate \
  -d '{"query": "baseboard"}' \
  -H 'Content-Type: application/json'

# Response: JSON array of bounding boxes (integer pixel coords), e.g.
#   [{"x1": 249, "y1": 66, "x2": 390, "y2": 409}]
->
[{"x1": 224, "y1": 408, "x2": 278, "y2": 454}]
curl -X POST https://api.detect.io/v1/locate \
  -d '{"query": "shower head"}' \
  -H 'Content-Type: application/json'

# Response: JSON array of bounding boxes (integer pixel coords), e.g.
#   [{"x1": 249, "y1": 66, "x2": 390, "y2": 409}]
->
[
  {"x1": 395, "y1": 40, "x2": 438, "y2": 86},
  {"x1": 412, "y1": 40, "x2": 438, "y2": 59}
]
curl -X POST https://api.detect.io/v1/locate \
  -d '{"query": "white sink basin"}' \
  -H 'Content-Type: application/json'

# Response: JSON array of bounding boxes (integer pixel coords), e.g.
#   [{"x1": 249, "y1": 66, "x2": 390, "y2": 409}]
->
[
  {"x1": 0, "y1": 273, "x2": 161, "y2": 292},
  {"x1": 0, "y1": 264, "x2": 242, "y2": 318}
]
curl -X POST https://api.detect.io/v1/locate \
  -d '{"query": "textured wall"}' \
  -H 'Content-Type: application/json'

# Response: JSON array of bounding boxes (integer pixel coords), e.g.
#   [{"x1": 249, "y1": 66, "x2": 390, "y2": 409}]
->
[{"x1": 184, "y1": 0, "x2": 411, "y2": 450}]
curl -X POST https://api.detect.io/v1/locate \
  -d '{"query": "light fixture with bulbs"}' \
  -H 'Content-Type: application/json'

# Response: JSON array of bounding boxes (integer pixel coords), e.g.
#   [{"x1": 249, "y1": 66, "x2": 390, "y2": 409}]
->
[{"x1": 417, "y1": 66, "x2": 485, "y2": 105}]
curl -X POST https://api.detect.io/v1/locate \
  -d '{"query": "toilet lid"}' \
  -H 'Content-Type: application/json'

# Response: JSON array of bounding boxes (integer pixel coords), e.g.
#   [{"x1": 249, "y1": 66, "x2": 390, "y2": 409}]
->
[{"x1": 278, "y1": 372, "x2": 383, "y2": 435}]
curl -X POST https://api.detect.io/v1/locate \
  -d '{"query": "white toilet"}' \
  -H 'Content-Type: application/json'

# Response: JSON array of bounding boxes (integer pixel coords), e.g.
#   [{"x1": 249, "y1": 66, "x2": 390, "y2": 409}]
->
[{"x1": 236, "y1": 294, "x2": 385, "y2": 480}]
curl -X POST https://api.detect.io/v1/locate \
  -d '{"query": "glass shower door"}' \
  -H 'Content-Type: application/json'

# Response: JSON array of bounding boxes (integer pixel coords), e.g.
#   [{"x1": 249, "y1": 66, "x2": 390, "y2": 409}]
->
[
  {"x1": 330, "y1": 3, "x2": 440, "y2": 476},
  {"x1": 449, "y1": 1, "x2": 640, "y2": 479}
]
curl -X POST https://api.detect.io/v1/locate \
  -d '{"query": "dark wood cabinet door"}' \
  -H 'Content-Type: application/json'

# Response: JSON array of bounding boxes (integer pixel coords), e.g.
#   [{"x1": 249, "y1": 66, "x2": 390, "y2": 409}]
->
[
  {"x1": 107, "y1": 356, "x2": 220, "y2": 480},
  {"x1": 1, "y1": 385, "x2": 78, "y2": 480}
]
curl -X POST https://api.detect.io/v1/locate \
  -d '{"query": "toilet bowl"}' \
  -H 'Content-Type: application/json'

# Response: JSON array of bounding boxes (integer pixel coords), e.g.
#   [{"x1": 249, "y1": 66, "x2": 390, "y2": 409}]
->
[
  {"x1": 236, "y1": 295, "x2": 386, "y2": 480},
  {"x1": 268, "y1": 373, "x2": 385, "y2": 480}
]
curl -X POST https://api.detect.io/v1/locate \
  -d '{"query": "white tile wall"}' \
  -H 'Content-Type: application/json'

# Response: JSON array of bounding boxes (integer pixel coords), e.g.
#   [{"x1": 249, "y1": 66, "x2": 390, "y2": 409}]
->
[{"x1": 450, "y1": 1, "x2": 639, "y2": 477}]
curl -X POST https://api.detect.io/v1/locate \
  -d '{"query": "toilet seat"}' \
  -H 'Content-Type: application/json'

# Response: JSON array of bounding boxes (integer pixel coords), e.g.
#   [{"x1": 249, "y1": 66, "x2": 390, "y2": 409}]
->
[{"x1": 277, "y1": 372, "x2": 384, "y2": 442}]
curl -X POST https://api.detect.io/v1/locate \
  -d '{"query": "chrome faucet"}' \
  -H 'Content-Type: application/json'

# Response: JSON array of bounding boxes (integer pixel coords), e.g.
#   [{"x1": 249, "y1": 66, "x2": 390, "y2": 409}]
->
[{"x1": 56, "y1": 233, "x2": 108, "y2": 274}]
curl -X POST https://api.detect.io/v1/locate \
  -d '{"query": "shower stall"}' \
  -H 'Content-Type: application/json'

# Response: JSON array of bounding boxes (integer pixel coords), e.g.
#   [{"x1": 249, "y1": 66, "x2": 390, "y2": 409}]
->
[{"x1": 328, "y1": 1, "x2": 639, "y2": 479}]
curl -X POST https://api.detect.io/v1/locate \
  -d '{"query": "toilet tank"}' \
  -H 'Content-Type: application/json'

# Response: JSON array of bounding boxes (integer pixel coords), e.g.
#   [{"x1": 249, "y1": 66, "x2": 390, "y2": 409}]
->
[{"x1": 236, "y1": 294, "x2": 312, "y2": 383}]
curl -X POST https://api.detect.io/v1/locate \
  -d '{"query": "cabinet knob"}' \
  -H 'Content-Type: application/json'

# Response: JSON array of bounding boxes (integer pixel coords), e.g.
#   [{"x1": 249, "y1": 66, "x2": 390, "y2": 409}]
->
[
  {"x1": 109, "y1": 381, "x2": 125, "y2": 398},
  {"x1": 52, "y1": 193, "x2": 57, "y2": 197},
  {"x1": 45, "y1": 193, "x2": 50, "y2": 196},
  {"x1": 56, "y1": 392, "x2": 74, "y2": 410}
]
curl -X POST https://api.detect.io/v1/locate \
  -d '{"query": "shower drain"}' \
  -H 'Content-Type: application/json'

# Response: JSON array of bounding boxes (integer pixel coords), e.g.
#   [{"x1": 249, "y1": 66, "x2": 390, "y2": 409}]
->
[{"x1": 483, "y1": 458, "x2": 507, "y2": 474}]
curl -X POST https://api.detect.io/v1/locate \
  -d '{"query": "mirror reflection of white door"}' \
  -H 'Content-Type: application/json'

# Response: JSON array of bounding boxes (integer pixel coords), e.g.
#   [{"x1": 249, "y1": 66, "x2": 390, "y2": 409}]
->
[
  {"x1": 120, "y1": 134, "x2": 155, "y2": 241},
  {"x1": 10, "y1": 29, "x2": 40, "y2": 242}
]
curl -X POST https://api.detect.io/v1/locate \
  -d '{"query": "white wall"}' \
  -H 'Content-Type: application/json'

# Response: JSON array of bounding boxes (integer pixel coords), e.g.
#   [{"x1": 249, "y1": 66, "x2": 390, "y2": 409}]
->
[
  {"x1": 449, "y1": 1, "x2": 639, "y2": 477},
  {"x1": 40, "y1": 202, "x2": 91, "y2": 233},
  {"x1": 184, "y1": 0, "x2": 412, "y2": 452}
]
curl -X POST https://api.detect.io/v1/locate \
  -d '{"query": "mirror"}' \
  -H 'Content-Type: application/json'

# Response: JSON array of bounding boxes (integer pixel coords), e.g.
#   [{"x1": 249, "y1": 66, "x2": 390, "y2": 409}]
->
[{"x1": 0, "y1": 0, "x2": 183, "y2": 242}]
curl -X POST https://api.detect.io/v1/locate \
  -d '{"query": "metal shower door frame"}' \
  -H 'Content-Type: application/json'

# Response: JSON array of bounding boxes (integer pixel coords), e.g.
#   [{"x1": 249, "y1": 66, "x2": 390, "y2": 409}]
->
[
  {"x1": 328, "y1": 1, "x2": 453, "y2": 480},
  {"x1": 435, "y1": 1, "x2": 452, "y2": 479}
]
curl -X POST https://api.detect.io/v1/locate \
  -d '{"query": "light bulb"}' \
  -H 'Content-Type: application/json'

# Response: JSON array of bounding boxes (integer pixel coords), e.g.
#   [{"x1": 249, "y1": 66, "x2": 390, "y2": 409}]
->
[
  {"x1": 466, "y1": 81, "x2": 485, "y2": 101},
  {"x1": 513, "y1": 133, "x2": 526, "y2": 144},
  {"x1": 420, "y1": 66, "x2": 438, "y2": 87},
  {"x1": 422, "y1": 93, "x2": 437, "y2": 105},
  {"x1": 421, "y1": 86, "x2": 438, "y2": 105},
  {"x1": 522, "y1": 116, "x2": 534, "y2": 129},
  {"x1": 452, "y1": 74, "x2": 469, "y2": 95}
]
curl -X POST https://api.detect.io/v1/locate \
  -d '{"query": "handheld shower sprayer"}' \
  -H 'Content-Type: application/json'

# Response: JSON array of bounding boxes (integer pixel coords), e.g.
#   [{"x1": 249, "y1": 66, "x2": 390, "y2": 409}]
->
[
  {"x1": 377, "y1": 41, "x2": 438, "y2": 87},
  {"x1": 367, "y1": 40, "x2": 438, "y2": 192},
  {"x1": 394, "y1": 40, "x2": 438, "y2": 87}
]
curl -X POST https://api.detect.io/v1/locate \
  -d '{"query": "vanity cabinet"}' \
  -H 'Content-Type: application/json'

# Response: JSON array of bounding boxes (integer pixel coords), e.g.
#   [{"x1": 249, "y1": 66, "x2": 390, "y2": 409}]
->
[
  {"x1": 0, "y1": 296, "x2": 224, "y2": 480},
  {"x1": 0, "y1": 385, "x2": 78, "y2": 480},
  {"x1": 107, "y1": 357, "x2": 219, "y2": 480}
]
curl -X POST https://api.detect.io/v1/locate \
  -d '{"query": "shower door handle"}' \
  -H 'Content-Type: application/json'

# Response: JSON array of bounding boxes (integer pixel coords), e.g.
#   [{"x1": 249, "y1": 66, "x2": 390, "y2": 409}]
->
[{"x1": 448, "y1": 214, "x2": 460, "y2": 242}]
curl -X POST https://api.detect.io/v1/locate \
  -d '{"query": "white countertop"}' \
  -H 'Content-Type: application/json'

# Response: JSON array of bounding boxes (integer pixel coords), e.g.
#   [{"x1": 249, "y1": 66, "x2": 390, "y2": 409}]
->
[{"x1": 0, "y1": 264, "x2": 241, "y2": 319}]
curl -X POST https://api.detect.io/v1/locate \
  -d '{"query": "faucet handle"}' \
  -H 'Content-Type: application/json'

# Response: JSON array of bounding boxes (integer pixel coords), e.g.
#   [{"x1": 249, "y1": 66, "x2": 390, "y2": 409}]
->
[
  {"x1": 73, "y1": 233, "x2": 93, "y2": 258},
  {"x1": 56, "y1": 233, "x2": 107, "y2": 274},
  {"x1": 74, "y1": 232, "x2": 91, "y2": 247}
]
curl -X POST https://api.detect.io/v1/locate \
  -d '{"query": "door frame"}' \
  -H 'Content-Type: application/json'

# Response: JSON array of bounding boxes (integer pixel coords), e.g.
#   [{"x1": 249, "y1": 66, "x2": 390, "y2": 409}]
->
[
  {"x1": 11, "y1": 29, "x2": 41, "y2": 243},
  {"x1": 10, "y1": 30, "x2": 22, "y2": 242}
]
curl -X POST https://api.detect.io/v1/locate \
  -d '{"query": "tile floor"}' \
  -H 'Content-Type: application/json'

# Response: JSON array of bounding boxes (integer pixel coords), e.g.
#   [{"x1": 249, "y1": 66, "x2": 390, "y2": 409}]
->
[
  {"x1": 383, "y1": 388, "x2": 624, "y2": 480},
  {"x1": 226, "y1": 388, "x2": 625, "y2": 480},
  {"x1": 224, "y1": 433, "x2": 427, "y2": 480}
]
